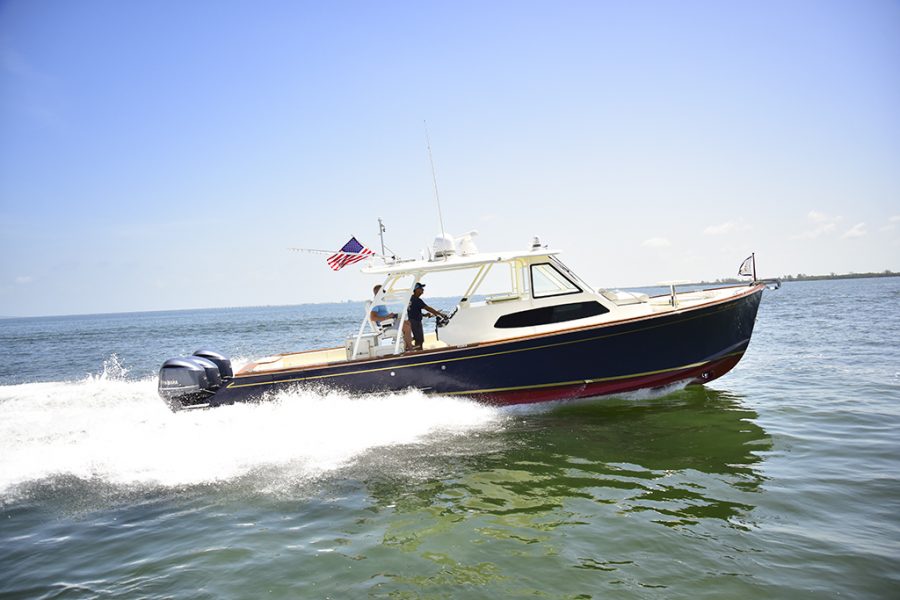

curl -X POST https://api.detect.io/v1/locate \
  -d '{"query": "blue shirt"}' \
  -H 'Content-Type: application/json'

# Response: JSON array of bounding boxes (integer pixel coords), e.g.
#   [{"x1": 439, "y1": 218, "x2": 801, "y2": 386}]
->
[{"x1": 372, "y1": 304, "x2": 391, "y2": 319}]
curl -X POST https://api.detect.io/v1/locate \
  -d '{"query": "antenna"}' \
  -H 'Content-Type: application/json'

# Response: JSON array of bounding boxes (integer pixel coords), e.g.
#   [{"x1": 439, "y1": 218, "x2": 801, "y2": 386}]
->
[
  {"x1": 375, "y1": 217, "x2": 397, "y2": 260},
  {"x1": 424, "y1": 121, "x2": 446, "y2": 238}
]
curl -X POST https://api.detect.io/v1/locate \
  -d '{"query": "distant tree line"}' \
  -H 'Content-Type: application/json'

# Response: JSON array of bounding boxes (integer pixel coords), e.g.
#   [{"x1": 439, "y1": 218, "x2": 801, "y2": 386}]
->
[
  {"x1": 706, "y1": 270, "x2": 899, "y2": 284},
  {"x1": 778, "y1": 270, "x2": 898, "y2": 282}
]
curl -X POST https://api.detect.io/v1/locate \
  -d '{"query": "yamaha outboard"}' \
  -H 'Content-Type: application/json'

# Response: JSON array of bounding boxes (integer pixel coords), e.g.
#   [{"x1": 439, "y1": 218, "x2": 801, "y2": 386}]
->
[
  {"x1": 193, "y1": 349, "x2": 233, "y2": 378},
  {"x1": 158, "y1": 350, "x2": 232, "y2": 411}
]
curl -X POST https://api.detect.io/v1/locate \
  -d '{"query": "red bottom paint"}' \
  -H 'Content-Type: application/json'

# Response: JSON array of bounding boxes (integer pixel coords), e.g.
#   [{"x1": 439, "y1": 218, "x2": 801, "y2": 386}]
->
[{"x1": 477, "y1": 353, "x2": 745, "y2": 406}]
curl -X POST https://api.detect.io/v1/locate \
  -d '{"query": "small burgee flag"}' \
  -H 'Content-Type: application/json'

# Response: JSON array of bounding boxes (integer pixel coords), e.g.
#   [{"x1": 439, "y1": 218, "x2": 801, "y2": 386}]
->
[
  {"x1": 738, "y1": 254, "x2": 755, "y2": 278},
  {"x1": 327, "y1": 237, "x2": 375, "y2": 271}
]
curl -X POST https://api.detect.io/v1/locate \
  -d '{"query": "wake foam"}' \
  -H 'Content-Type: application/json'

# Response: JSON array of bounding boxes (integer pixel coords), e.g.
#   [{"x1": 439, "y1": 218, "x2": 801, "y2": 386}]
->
[{"x1": 0, "y1": 375, "x2": 504, "y2": 498}]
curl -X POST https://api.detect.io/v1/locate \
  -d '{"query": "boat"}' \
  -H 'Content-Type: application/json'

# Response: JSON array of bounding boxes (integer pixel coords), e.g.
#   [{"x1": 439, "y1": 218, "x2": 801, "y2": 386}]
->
[{"x1": 158, "y1": 233, "x2": 770, "y2": 411}]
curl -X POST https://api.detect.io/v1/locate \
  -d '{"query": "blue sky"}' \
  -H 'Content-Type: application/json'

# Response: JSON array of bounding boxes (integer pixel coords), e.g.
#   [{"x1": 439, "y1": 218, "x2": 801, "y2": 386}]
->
[{"x1": 1, "y1": 0, "x2": 898, "y2": 316}]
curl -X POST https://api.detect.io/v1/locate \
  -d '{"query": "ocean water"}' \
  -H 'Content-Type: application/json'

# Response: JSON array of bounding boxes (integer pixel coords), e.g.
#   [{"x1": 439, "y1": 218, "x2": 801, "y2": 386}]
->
[{"x1": 1, "y1": 278, "x2": 898, "y2": 598}]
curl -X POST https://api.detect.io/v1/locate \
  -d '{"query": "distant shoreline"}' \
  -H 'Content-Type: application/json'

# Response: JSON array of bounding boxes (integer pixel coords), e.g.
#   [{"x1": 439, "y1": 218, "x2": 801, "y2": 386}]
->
[
  {"x1": 2, "y1": 271, "x2": 898, "y2": 320},
  {"x1": 702, "y1": 270, "x2": 899, "y2": 285}
]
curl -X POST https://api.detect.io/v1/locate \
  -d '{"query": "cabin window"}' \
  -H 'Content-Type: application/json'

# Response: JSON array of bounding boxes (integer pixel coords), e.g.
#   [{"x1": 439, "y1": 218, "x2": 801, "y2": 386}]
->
[
  {"x1": 461, "y1": 261, "x2": 522, "y2": 303},
  {"x1": 479, "y1": 262, "x2": 517, "y2": 298},
  {"x1": 531, "y1": 263, "x2": 581, "y2": 298},
  {"x1": 494, "y1": 301, "x2": 609, "y2": 328}
]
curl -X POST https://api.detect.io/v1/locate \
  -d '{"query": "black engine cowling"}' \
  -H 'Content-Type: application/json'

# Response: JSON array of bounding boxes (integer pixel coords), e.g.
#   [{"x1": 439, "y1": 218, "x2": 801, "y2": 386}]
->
[
  {"x1": 158, "y1": 353, "x2": 230, "y2": 411},
  {"x1": 193, "y1": 349, "x2": 233, "y2": 379}
]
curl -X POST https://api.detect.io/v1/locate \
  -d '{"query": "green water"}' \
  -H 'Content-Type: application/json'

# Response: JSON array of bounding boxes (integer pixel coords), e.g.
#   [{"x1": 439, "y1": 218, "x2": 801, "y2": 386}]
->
[{"x1": 1, "y1": 278, "x2": 898, "y2": 598}]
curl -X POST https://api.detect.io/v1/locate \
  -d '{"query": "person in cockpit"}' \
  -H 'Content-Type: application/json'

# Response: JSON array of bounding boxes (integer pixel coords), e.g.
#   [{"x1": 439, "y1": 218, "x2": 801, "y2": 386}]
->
[
  {"x1": 369, "y1": 285, "x2": 398, "y2": 326},
  {"x1": 404, "y1": 282, "x2": 445, "y2": 351}
]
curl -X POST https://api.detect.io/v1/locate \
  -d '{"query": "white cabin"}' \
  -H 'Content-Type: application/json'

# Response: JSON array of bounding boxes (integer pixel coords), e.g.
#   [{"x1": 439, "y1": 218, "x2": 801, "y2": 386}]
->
[{"x1": 349, "y1": 234, "x2": 750, "y2": 360}]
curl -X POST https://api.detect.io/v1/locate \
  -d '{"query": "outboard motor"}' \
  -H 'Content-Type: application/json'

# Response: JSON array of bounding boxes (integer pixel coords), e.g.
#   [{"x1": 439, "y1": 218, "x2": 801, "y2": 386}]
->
[
  {"x1": 193, "y1": 349, "x2": 233, "y2": 379},
  {"x1": 188, "y1": 356, "x2": 223, "y2": 389},
  {"x1": 158, "y1": 356, "x2": 223, "y2": 411}
]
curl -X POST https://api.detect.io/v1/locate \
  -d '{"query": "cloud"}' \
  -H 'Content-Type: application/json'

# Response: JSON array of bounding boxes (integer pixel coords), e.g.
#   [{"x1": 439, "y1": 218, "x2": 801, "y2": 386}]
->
[
  {"x1": 14, "y1": 276, "x2": 34, "y2": 285},
  {"x1": 642, "y1": 237, "x2": 671, "y2": 248},
  {"x1": 1, "y1": 47, "x2": 55, "y2": 85},
  {"x1": 792, "y1": 210, "x2": 843, "y2": 240},
  {"x1": 2, "y1": 48, "x2": 34, "y2": 78},
  {"x1": 880, "y1": 215, "x2": 900, "y2": 232},
  {"x1": 703, "y1": 221, "x2": 751, "y2": 236},
  {"x1": 840, "y1": 223, "x2": 867, "y2": 239},
  {"x1": 1, "y1": 46, "x2": 63, "y2": 127},
  {"x1": 704, "y1": 222, "x2": 736, "y2": 236}
]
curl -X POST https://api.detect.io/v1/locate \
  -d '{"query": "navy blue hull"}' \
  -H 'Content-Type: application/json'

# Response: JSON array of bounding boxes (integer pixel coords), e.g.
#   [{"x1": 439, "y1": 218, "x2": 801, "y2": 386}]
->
[{"x1": 206, "y1": 285, "x2": 764, "y2": 407}]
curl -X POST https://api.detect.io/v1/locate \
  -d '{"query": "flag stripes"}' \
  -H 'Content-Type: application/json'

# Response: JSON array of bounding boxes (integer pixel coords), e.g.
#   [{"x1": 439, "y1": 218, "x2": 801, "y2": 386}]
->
[{"x1": 327, "y1": 237, "x2": 375, "y2": 271}]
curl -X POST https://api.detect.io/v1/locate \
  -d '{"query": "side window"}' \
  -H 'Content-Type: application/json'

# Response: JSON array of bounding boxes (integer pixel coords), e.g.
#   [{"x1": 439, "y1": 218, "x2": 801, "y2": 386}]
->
[
  {"x1": 531, "y1": 263, "x2": 581, "y2": 298},
  {"x1": 494, "y1": 301, "x2": 609, "y2": 328},
  {"x1": 477, "y1": 262, "x2": 516, "y2": 298}
]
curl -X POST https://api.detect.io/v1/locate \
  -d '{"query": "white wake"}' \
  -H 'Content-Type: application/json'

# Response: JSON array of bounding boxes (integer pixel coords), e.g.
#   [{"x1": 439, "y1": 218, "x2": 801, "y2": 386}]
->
[{"x1": 0, "y1": 367, "x2": 504, "y2": 496}]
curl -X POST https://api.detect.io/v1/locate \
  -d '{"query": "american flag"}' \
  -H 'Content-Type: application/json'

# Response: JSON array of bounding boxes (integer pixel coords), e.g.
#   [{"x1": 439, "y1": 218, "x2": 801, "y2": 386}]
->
[{"x1": 327, "y1": 237, "x2": 375, "y2": 271}]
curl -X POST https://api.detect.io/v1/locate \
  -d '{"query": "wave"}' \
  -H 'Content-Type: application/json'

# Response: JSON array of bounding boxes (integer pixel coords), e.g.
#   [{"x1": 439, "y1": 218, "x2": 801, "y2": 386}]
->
[
  {"x1": 0, "y1": 353, "x2": 702, "y2": 501},
  {"x1": 0, "y1": 370, "x2": 505, "y2": 499}
]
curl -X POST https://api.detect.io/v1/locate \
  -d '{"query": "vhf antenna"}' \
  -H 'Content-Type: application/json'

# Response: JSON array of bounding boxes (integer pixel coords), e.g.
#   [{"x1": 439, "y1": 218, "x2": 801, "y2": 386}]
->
[
  {"x1": 376, "y1": 217, "x2": 396, "y2": 260},
  {"x1": 424, "y1": 121, "x2": 446, "y2": 238}
]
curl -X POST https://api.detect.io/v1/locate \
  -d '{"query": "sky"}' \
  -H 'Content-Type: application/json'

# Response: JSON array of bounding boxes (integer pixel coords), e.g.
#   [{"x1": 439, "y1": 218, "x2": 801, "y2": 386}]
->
[{"x1": 1, "y1": 0, "x2": 898, "y2": 317}]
